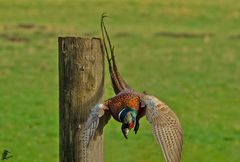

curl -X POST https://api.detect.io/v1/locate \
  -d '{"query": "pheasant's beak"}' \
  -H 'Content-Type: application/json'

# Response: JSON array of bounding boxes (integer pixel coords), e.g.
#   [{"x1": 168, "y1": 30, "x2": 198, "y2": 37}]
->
[{"x1": 121, "y1": 124, "x2": 129, "y2": 139}]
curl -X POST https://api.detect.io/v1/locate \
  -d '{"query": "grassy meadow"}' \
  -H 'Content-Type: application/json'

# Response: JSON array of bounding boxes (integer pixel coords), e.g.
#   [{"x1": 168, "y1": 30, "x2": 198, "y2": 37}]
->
[{"x1": 0, "y1": 0, "x2": 240, "y2": 161}]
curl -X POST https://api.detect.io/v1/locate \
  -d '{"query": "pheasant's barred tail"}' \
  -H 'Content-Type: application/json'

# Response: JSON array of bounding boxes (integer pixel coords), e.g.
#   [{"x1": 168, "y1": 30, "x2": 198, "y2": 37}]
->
[{"x1": 101, "y1": 13, "x2": 131, "y2": 94}]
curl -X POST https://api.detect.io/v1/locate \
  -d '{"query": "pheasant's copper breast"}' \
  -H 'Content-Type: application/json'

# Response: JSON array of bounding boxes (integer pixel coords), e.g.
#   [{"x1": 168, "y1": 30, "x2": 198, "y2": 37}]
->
[{"x1": 105, "y1": 92, "x2": 140, "y2": 121}]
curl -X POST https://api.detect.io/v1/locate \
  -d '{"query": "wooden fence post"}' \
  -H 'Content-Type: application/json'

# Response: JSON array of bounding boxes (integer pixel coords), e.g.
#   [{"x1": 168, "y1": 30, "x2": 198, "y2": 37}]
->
[{"x1": 58, "y1": 37, "x2": 105, "y2": 162}]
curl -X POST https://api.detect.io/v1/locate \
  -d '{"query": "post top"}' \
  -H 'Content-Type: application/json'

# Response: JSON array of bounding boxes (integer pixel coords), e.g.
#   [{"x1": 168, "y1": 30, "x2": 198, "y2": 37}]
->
[{"x1": 58, "y1": 37, "x2": 101, "y2": 41}]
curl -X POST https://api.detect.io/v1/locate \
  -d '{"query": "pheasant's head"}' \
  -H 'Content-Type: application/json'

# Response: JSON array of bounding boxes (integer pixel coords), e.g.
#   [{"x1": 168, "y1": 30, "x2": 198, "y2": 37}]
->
[{"x1": 120, "y1": 110, "x2": 136, "y2": 139}]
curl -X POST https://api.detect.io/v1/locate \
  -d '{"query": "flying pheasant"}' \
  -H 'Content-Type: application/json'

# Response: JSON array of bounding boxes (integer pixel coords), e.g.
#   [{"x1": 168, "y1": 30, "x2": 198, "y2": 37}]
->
[{"x1": 81, "y1": 14, "x2": 183, "y2": 162}]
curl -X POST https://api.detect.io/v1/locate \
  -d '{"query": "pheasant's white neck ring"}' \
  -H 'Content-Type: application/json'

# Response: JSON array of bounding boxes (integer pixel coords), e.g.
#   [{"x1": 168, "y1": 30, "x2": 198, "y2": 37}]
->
[{"x1": 118, "y1": 107, "x2": 137, "y2": 123}]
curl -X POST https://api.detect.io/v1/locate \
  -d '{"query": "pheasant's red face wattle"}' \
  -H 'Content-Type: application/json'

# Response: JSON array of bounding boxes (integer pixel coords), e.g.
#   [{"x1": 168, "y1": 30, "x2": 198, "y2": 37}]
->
[{"x1": 129, "y1": 122, "x2": 134, "y2": 129}]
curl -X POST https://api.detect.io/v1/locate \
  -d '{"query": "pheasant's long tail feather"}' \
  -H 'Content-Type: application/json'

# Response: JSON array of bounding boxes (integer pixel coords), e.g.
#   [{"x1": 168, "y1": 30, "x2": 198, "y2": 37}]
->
[{"x1": 101, "y1": 13, "x2": 130, "y2": 94}]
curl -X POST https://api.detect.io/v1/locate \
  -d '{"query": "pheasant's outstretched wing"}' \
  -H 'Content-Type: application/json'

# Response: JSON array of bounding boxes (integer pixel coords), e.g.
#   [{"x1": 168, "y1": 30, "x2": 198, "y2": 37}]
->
[
  {"x1": 80, "y1": 104, "x2": 110, "y2": 162},
  {"x1": 101, "y1": 13, "x2": 131, "y2": 94},
  {"x1": 143, "y1": 95, "x2": 183, "y2": 162}
]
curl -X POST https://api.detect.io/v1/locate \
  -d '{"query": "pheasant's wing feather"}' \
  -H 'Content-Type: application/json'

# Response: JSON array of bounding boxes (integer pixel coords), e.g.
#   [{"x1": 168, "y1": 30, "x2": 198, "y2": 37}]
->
[
  {"x1": 80, "y1": 104, "x2": 110, "y2": 162},
  {"x1": 81, "y1": 104, "x2": 110, "y2": 147},
  {"x1": 144, "y1": 96, "x2": 183, "y2": 162}
]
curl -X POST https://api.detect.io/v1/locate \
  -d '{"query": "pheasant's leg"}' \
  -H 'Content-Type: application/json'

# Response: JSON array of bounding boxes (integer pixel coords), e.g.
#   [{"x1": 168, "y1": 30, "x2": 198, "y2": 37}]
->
[{"x1": 134, "y1": 120, "x2": 140, "y2": 134}]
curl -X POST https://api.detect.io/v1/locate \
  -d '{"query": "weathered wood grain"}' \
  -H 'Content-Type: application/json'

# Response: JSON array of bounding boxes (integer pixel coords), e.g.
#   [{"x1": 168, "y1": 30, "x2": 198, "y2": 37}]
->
[{"x1": 59, "y1": 37, "x2": 104, "y2": 162}]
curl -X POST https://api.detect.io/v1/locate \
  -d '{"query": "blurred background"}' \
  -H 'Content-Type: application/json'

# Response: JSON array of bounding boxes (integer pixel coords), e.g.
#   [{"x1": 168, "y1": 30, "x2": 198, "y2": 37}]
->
[{"x1": 0, "y1": 0, "x2": 240, "y2": 161}]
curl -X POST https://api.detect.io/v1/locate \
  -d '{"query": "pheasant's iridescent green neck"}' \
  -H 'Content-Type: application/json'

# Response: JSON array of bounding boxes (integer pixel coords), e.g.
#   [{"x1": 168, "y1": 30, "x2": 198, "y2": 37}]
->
[{"x1": 118, "y1": 107, "x2": 137, "y2": 123}]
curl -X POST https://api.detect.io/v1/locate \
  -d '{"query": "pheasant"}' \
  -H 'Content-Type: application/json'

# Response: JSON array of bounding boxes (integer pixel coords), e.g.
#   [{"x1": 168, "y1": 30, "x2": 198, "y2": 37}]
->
[{"x1": 81, "y1": 13, "x2": 183, "y2": 162}]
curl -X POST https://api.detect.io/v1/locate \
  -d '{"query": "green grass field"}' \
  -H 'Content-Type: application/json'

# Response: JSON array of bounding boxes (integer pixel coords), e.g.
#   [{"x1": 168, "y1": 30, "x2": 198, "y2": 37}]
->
[{"x1": 1, "y1": 0, "x2": 240, "y2": 161}]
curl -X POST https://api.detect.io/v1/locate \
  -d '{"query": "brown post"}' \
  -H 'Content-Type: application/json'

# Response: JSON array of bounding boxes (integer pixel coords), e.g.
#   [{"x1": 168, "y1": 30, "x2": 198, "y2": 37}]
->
[{"x1": 58, "y1": 37, "x2": 104, "y2": 162}]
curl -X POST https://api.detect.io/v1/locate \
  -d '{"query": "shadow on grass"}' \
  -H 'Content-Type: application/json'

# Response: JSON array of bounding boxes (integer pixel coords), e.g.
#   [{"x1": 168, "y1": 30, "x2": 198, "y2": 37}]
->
[
  {"x1": 0, "y1": 33, "x2": 29, "y2": 43},
  {"x1": 153, "y1": 31, "x2": 215, "y2": 39}
]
